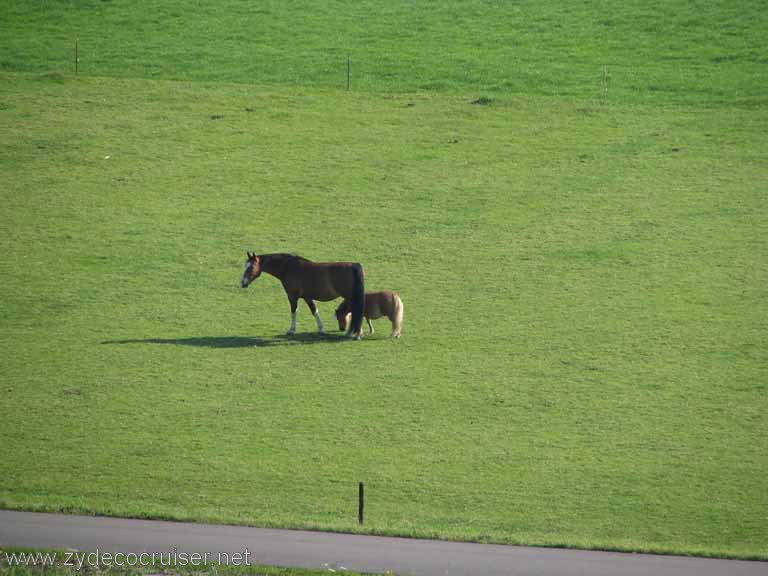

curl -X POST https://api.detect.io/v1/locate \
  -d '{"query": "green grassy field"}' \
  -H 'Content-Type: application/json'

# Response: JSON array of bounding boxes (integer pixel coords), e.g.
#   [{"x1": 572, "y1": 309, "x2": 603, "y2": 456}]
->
[
  {"x1": 1, "y1": 0, "x2": 767, "y2": 562},
  {"x1": 2, "y1": 0, "x2": 766, "y2": 105}
]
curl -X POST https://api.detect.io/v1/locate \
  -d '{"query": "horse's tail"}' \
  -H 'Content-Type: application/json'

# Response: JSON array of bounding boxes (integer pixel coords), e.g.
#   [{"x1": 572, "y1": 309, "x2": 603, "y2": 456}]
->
[
  {"x1": 392, "y1": 293, "x2": 403, "y2": 338},
  {"x1": 350, "y1": 263, "x2": 365, "y2": 337}
]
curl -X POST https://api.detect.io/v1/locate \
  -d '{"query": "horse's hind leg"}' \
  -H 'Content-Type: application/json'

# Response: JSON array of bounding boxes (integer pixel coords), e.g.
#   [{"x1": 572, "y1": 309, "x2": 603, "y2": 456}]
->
[
  {"x1": 304, "y1": 298, "x2": 324, "y2": 334},
  {"x1": 367, "y1": 318, "x2": 374, "y2": 334},
  {"x1": 286, "y1": 294, "x2": 299, "y2": 335}
]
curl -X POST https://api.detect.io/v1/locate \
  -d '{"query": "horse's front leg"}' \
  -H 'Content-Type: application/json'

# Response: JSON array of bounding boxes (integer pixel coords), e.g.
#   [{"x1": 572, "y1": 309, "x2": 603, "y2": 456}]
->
[
  {"x1": 286, "y1": 293, "x2": 299, "y2": 335},
  {"x1": 304, "y1": 298, "x2": 324, "y2": 334},
  {"x1": 367, "y1": 318, "x2": 374, "y2": 334}
]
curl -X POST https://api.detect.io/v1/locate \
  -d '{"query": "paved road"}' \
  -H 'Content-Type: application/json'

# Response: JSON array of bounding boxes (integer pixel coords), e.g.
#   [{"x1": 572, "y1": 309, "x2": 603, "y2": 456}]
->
[{"x1": 0, "y1": 510, "x2": 764, "y2": 575}]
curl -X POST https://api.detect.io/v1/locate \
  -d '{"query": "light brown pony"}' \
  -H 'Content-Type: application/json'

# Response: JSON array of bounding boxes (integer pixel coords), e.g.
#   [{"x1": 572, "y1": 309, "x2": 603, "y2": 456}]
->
[
  {"x1": 335, "y1": 291, "x2": 403, "y2": 338},
  {"x1": 241, "y1": 252, "x2": 365, "y2": 339}
]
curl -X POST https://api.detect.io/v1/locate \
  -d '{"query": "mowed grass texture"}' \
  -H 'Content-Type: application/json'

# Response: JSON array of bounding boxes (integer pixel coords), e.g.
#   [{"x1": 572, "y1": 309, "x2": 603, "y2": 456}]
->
[
  {"x1": 1, "y1": 71, "x2": 766, "y2": 559},
  {"x1": 1, "y1": 0, "x2": 766, "y2": 106}
]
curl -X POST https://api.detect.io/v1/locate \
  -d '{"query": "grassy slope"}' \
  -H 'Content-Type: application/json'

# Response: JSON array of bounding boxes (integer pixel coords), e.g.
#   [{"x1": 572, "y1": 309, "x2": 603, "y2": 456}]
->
[
  {"x1": 1, "y1": 0, "x2": 766, "y2": 105},
  {"x1": 1, "y1": 72, "x2": 765, "y2": 559},
  {"x1": 1, "y1": 0, "x2": 767, "y2": 561}
]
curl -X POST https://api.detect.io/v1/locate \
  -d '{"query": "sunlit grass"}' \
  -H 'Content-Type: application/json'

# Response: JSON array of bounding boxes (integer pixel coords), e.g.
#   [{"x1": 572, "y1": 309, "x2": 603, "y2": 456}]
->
[
  {"x1": 1, "y1": 70, "x2": 766, "y2": 559},
  {"x1": 0, "y1": 1, "x2": 766, "y2": 106}
]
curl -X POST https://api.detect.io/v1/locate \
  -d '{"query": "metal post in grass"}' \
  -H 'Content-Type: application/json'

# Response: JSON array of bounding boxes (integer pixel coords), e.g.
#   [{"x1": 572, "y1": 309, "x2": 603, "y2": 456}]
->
[
  {"x1": 358, "y1": 481, "x2": 364, "y2": 524},
  {"x1": 347, "y1": 56, "x2": 351, "y2": 91}
]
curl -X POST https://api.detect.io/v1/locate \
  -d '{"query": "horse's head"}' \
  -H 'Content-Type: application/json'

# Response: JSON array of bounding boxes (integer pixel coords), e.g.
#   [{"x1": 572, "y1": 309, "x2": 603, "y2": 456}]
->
[
  {"x1": 241, "y1": 252, "x2": 262, "y2": 288},
  {"x1": 335, "y1": 301, "x2": 351, "y2": 331}
]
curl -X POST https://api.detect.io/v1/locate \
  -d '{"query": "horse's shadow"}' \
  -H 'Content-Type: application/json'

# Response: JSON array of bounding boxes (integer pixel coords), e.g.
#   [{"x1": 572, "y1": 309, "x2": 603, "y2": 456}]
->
[{"x1": 102, "y1": 333, "x2": 350, "y2": 349}]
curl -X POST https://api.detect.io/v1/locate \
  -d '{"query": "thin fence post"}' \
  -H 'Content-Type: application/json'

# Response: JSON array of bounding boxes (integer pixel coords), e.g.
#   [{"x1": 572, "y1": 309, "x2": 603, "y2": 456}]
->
[{"x1": 358, "y1": 481, "x2": 364, "y2": 524}]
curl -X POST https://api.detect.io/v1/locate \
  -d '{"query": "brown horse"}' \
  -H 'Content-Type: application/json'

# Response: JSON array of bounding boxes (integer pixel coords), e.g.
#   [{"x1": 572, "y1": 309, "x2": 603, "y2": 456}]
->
[
  {"x1": 241, "y1": 252, "x2": 365, "y2": 338},
  {"x1": 335, "y1": 291, "x2": 403, "y2": 338}
]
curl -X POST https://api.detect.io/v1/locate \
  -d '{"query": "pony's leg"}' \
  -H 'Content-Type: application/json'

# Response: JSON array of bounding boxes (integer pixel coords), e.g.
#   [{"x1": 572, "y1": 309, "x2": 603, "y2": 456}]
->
[
  {"x1": 286, "y1": 294, "x2": 299, "y2": 335},
  {"x1": 391, "y1": 296, "x2": 403, "y2": 338},
  {"x1": 367, "y1": 318, "x2": 374, "y2": 334},
  {"x1": 304, "y1": 298, "x2": 324, "y2": 334}
]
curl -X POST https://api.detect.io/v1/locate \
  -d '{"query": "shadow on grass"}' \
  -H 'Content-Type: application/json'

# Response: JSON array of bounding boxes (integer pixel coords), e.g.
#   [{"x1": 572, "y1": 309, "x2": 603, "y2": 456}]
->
[{"x1": 102, "y1": 333, "x2": 350, "y2": 349}]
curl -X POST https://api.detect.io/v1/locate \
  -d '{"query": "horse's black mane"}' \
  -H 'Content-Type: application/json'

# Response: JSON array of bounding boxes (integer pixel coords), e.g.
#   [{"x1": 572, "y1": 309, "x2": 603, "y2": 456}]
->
[
  {"x1": 260, "y1": 253, "x2": 309, "y2": 262},
  {"x1": 258, "y1": 253, "x2": 310, "y2": 272}
]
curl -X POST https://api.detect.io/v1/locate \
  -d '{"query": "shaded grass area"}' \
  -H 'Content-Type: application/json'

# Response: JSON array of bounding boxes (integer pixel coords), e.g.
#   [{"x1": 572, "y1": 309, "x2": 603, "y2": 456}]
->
[
  {"x1": 0, "y1": 72, "x2": 766, "y2": 560},
  {"x1": 1, "y1": 0, "x2": 766, "y2": 106}
]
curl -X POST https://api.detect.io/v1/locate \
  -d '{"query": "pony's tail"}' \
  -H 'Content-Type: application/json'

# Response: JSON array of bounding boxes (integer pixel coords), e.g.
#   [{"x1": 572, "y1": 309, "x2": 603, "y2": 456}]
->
[
  {"x1": 350, "y1": 263, "x2": 365, "y2": 338},
  {"x1": 392, "y1": 294, "x2": 403, "y2": 338}
]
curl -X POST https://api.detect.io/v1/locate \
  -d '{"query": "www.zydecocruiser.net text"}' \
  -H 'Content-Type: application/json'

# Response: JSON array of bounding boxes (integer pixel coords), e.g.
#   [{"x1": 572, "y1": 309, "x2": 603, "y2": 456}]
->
[{"x1": 4, "y1": 548, "x2": 252, "y2": 570}]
